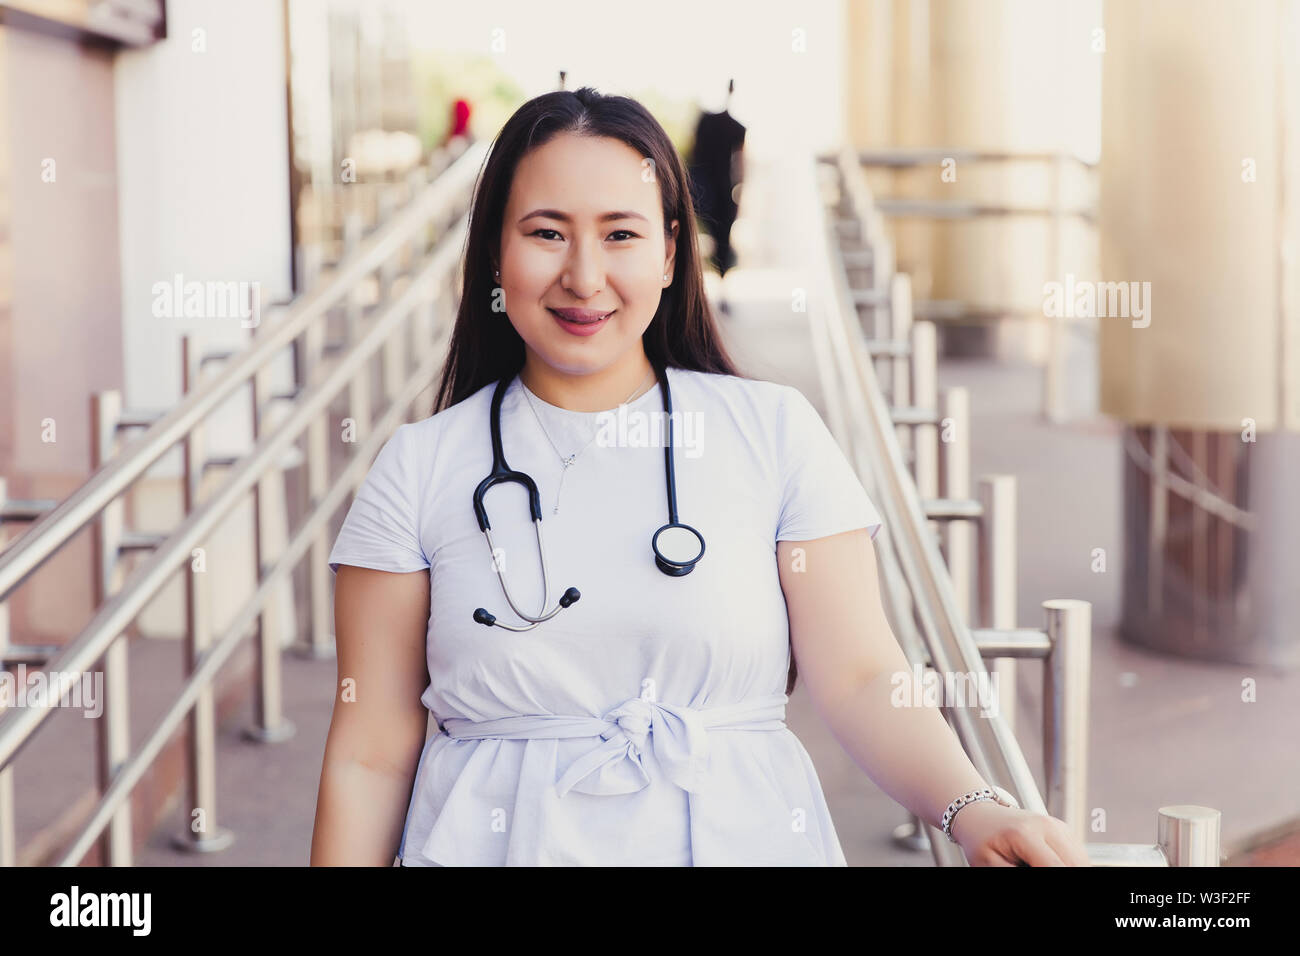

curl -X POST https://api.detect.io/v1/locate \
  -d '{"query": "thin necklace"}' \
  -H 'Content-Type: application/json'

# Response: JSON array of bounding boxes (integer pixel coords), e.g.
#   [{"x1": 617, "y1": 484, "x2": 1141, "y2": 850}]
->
[{"x1": 521, "y1": 368, "x2": 656, "y2": 514}]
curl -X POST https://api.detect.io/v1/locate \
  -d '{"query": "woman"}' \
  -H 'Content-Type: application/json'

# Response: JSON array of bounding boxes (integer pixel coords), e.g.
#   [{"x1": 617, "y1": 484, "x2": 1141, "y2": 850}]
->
[{"x1": 310, "y1": 87, "x2": 1090, "y2": 867}]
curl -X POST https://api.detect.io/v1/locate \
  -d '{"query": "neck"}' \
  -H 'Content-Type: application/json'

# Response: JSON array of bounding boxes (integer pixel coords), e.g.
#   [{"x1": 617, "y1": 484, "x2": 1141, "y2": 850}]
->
[{"x1": 519, "y1": 352, "x2": 657, "y2": 412}]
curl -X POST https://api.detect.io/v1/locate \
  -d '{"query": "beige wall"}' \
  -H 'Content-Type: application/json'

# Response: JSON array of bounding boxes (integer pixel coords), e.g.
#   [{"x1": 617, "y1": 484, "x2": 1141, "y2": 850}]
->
[
  {"x1": 1, "y1": 25, "x2": 124, "y2": 478},
  {"x1": 0, "y1": 23, "x2": 124, "y2": 643}
]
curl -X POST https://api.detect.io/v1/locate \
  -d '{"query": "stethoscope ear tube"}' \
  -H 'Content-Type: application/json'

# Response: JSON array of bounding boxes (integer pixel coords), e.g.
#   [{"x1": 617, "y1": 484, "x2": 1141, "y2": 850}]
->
[{"x1": 472, "y1": 376, "x2": 543, "y2": 532}]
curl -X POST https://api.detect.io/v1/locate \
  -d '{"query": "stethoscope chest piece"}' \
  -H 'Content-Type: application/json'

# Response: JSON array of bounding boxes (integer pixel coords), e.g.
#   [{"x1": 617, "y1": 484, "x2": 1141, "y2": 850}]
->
[{"x1": 652, "y1": 522, "x2": 705, "y2": 576}]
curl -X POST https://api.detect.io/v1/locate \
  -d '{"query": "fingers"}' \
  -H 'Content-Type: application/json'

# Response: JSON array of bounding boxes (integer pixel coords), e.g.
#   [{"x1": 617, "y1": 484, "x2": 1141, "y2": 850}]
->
[
  {"x1": 964, "y1": 809, "x2": 1090, "y2": 867},
  {"x1": 964, "y1": 845, "x2": 1017, "y2": 866},
  {"x1": 1008, "y1": 821, "x2": 1066, "y2": 866},
  {"x1": 1043, "y1": 819, "x2": 1093, "y2": 867}
]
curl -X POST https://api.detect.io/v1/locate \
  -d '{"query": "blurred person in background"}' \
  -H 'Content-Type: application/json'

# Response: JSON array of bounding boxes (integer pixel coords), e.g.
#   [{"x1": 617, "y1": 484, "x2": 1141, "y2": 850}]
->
[
  {"x1": 444, "y1": 96, "x2": 473, "y2": 147},
  {"x1": 687, "y1": 79, "x2": 745, "y2": 310}
]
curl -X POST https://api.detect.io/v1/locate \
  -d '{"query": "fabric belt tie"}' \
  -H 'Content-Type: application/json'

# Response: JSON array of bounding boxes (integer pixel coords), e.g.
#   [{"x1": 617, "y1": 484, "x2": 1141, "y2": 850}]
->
[{"x1": 441, "y1": 693, "x2": 789, "y2": 797}]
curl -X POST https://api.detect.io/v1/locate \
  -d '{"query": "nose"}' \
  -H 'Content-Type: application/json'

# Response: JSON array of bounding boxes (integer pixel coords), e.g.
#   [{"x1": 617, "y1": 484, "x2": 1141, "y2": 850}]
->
[{"x1": 561, "y1": 235, "x2": 606, "y2": 299}]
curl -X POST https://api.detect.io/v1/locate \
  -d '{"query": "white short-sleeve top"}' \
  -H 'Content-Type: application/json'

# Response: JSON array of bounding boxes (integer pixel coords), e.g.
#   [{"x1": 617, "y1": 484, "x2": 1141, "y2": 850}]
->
[{"x1": 327, "y1": 365, "x2": 882, "y2": 866}]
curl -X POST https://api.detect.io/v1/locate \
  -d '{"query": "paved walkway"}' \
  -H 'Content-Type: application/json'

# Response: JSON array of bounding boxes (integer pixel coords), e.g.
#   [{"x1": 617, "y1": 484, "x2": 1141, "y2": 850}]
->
[{"x1": 134, "y1": 153, "x2": 1299, "y2": 866}]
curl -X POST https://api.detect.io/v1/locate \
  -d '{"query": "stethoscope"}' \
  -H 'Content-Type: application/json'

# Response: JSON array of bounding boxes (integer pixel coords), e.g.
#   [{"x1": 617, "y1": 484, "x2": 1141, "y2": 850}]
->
[{"x1": 471, "y1": 362, "x2": 706, "y2": 631}]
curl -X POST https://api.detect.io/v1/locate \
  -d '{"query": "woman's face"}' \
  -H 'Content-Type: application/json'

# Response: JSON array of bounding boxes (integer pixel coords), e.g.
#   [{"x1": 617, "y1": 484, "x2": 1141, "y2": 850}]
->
[{"x1": 496, "y1": 132, "x2": 677, "y2": 377}]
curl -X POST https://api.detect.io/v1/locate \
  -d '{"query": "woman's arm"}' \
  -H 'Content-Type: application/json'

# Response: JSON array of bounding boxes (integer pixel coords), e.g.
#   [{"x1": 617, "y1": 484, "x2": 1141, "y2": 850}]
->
[
  {"x1": 310, "y1": 564, "x2": 430, "y2": 866},
  {"x1": 778, "y1": 527, "x2": 1090, "y2": 866}
]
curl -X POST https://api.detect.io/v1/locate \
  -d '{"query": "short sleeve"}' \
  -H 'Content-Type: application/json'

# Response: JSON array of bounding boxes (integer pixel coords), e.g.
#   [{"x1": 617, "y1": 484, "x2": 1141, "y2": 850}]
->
[
  {"x1": 776, "y1": 387, "x2": 883, "y2": 542},
  {"x1": 328, "y1": 423, "x2": 430, "y2": 574}
]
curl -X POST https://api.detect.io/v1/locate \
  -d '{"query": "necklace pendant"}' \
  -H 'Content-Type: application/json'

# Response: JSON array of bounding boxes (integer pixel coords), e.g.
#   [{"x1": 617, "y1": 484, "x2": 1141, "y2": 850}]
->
[{"x1": 562, "y1": 455, "x2": 576, "y2": 468}]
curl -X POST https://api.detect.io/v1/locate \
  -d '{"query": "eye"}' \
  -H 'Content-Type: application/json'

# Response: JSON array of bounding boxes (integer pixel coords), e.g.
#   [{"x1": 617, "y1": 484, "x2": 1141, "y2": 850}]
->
[{"x1": 527, "y1": 228, "x2": 640, "y2": 242}]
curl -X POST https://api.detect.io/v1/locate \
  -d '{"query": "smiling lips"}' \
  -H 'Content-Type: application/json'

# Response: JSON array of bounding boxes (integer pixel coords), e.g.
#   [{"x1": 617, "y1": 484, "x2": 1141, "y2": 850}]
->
[{"x1": 549, "y1": 307, "x2": 613, "y2": 324}]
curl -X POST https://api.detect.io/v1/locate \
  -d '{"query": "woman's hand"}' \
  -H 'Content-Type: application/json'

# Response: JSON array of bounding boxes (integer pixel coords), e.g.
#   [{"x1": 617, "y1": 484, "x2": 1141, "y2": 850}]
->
[{"x1": 949, "y1": 801, "x2": 1092, "y2": 866}]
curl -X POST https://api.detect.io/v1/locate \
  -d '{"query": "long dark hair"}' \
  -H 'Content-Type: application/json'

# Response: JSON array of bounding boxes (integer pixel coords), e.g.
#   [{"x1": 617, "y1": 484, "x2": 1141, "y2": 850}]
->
[
  {"x1": 431, "y1": 86, "x2": 742, "y2": 410},
  {"x1": 430, "y1": 87, "x2": 802, "y2": 696}
]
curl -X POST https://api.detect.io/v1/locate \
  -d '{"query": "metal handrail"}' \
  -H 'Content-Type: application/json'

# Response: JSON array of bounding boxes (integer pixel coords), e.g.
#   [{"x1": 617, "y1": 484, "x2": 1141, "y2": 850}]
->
[
  {"x1": 0, "y1": 141, "x2": 485, "y2": 606},
  {"x1": 873, "y1": 199, "x2": 1095, "y2": 223},
  {"x1": 0, "y1": 214, "x2": 466, "y2": 767},
  {"x1": 52, "y1": 295, "x2": 453, "y2": 865},
  {"x1": 852, "y1": 147, "x2": 1097, "y2": 169},
  {"x1": 805, "y1": 154, "x2": 1048, "y2": 814},
  {"x1": 830, "y1": 146, "x2": 1099, "y2": 424},
  {"x1": 0, "y1": 142, "x2": 485, "y2": 865},
  {"x1": 810, "y1": 152, "x2": 1221, "y2": 866}
]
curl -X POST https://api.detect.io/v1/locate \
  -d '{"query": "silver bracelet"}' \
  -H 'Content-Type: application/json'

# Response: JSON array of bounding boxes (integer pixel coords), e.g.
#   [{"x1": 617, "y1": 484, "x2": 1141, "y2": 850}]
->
[{"x1": 941, "y1": 790, "x2": 998, "y2": 842}]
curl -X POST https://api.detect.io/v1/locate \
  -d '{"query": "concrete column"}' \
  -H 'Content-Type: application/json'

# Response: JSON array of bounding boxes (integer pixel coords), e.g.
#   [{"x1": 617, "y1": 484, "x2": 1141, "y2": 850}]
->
[
  {"x1": 1099, "y1": 0, "x2": 1299, "y2": 431},
  {"x1": 1100, "y1": 0, "x2": 1300, "y2": 666}
]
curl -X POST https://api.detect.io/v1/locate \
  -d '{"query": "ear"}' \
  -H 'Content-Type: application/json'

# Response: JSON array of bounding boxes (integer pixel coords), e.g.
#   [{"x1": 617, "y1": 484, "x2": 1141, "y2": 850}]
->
[{"x1": 663, "y1": 218, "x2": 679, "y2": 283}]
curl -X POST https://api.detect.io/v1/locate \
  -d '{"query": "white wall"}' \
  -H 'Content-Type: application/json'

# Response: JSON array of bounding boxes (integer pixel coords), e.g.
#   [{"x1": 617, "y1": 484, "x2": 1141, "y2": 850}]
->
[{"x1": 114, "y1": 0, "x2": 294, "y2": 477}]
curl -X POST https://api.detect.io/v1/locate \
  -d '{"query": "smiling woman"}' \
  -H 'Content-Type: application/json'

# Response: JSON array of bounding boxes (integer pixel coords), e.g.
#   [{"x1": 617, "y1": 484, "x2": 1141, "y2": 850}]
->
[
  {"x1": 311, "y1": 86, "x2": 1092, "y2": 870},
  {"x1": 434, "y1": 91, "x2": 726, "y2": 415}
]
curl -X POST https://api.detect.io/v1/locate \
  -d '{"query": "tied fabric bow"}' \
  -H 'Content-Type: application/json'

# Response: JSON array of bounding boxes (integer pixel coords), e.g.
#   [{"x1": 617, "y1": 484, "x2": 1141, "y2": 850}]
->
[
  {"x1": 439, "y1": 693, "x2": 789, "y2": 799},
  {"x1": 554, "y1": 696, "x2": 711, "y2": 797}
]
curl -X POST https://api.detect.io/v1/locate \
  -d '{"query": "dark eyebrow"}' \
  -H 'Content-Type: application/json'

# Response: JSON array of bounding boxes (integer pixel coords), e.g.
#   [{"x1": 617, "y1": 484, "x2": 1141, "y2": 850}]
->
[{"x1": 518, "y1": 209, "x2": 649, "y2": 225}]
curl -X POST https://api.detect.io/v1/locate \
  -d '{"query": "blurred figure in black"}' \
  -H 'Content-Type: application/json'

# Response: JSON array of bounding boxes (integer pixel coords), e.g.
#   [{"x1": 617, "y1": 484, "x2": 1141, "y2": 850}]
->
[{"x1": 688, "y1": 80, "x2": 746, "y2": 305}]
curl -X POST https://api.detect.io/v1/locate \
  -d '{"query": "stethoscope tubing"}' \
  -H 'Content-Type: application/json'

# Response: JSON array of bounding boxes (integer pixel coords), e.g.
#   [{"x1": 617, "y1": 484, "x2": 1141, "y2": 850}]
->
[{"x1": 472, "y1": 361, "x2": 702, "y2": 630}]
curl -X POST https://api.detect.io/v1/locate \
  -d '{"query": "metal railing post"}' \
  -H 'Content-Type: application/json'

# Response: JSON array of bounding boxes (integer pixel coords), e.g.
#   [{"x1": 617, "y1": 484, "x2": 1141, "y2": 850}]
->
[
  {"x1": 1086, "y1": 805, "x2": 1222, "y2": 866},
  {"x1": 243, "y1": 339, "x2": 296, "y2": 745},
  {"x1": 171, "y1": 335, "x2": 233, "y2": 853},
  {"x1": 1045, "y1": 149, "x2": 1067, "y2": 423},
  {"x1": 414, "y1": 259, "x2": 440, "y2": 368},
  {"x1": 348, "y1": 297, "x2": 374, "y2": 486},
  {"x1": 977, "y1": 475, "x2": 1018, "y2": 739},
  {"x1": 408, "y1": 204, "x2": 442, "y2": 389},
  {"x1": 90, "y1": 391, "x2": 133, "y2": 865},
  {"x1": 891, "y1": 270, "x2": 913, "y2": 461},
  {"x1": 377, "y1": 188, "x2": 398, "y2": 301},
  {"x1": 911, "y1": 318, "x2": 938, "y2": 500},
  {"x1": 297, "y1": 242, "x2": 336, "y2": 661},
  {"x1": 1148, "y1": 425, "x2": 1168, "y2": 617},
  {"x1": 343, "y1": 211, "x2": 372, "y2": 445},
  {"x1": 382, "y1": 252, "x2": 408, "y2": 408},
  {"x1": 939, "y1": 387, "x2": 972, "y2": 620},
  {"x1": 1044, "y1": 598, "x2": 1091, "y2": 841},
  {"x1": 1158, "y1": 805, "x2": 1221, "y2": 866}
]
